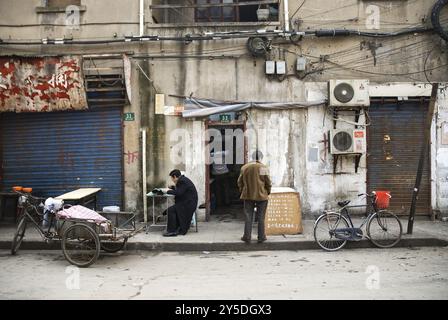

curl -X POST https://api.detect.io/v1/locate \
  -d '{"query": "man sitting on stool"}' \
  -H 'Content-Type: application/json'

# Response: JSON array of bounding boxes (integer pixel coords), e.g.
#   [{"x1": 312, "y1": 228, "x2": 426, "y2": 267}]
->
[{"x1": 161, "y1": 169, "x2": 198, "y2": 237}]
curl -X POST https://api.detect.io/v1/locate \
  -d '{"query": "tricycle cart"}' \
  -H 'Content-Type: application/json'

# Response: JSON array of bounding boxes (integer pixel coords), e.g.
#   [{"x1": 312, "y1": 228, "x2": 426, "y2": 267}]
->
[{"x1": 11, "y1": 191, "x2": 144, "y2": 267}]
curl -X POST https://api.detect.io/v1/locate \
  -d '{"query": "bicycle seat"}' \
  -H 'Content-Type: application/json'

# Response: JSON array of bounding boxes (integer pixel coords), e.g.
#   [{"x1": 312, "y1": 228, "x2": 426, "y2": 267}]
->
[{"x1": 338, "y1": 200, "x2": 351, "y2": 207}]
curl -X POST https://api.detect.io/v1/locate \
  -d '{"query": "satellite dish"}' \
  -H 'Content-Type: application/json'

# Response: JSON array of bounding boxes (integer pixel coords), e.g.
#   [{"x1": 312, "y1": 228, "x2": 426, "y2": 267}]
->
[{"x1": 333, "y1": 82, "x2": 355, "y2": 103}]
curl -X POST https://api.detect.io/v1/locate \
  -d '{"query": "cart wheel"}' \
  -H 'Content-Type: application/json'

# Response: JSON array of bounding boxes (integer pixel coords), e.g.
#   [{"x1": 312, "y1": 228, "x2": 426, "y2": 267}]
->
[
  {"x1": 11, "y1": 215, "x2": 27, "y2": 255},
  {"x1": 101, "y1": 238, "x2": 128, "y2": 253},
  {"x1": 61, "y1": 223, "x2": 100, "y2": 268}
]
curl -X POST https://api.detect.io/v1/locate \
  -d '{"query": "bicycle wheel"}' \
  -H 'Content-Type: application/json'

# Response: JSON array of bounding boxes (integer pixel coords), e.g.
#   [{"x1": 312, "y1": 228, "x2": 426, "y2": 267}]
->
[
  {"x1": 367, "y1": 210, "x2": 402, "y2": 248},
  {"x1": 313, "y1": 213, "x2": 350, "y2": 251},
  {"x1": 11, "y1": 216, "x2": 27, "y2": 255},
  {"x1": 101, "y1": 238, "x2": 127, "y2": 253},
  {"x1": 61, "y1": 223, "x2": 100, "y2": 267}
]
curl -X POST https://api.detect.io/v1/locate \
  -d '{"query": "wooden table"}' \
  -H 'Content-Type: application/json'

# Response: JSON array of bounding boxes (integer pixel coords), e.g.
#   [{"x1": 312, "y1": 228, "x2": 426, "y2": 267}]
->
[{"x1": 55, "y1": 188, "x2": 102, "y2": 210}]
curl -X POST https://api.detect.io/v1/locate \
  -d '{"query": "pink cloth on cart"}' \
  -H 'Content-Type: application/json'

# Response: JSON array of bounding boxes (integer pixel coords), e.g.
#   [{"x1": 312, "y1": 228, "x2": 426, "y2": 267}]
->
[{"x1": 57, "y1": 205, "x2": 107, "y2": 223}]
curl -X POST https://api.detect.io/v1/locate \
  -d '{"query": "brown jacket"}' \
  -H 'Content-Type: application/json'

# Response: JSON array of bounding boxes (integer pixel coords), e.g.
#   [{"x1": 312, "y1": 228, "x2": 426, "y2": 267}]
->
[{"x1": 237, "y1": 161, "x2": 272, "y2": 201}]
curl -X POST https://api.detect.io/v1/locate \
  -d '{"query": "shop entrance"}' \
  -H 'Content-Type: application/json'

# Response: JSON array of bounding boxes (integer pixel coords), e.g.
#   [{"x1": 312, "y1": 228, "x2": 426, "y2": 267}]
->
[
  {"x1": 205, "y1": 119, "x2": 247, "y2": 220},
  {"x1": 367, "y1": 98, "x2": 431, "y2": 215}
]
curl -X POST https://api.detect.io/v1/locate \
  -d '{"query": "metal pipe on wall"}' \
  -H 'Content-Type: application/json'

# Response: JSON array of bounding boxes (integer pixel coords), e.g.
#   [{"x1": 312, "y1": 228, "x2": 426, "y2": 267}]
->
[
  {"x1": 139, "y1": 0, "x2": 145, "y2": 37},
  {"x1": 141, "y1": 128, "x2": 147, "y2": 223},
  {"x1": 283, "y1": 0, "x2": 290, "y2": 32}
]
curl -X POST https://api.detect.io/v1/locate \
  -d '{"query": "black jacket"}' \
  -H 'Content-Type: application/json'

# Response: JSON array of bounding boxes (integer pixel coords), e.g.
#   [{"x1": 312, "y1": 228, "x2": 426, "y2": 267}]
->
[{"x1": 167, "y1": 175, "x2": 198, "y2": 230}]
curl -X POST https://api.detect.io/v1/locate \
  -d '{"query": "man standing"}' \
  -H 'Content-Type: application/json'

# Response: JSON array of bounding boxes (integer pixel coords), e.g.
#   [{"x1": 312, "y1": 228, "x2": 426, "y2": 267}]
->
[
  {"x1": 162, "y1": 169, "x2": 198, "y2": 237},
  {"x1": 237, "y1": 150, "x2": 272, "y2": 244}
]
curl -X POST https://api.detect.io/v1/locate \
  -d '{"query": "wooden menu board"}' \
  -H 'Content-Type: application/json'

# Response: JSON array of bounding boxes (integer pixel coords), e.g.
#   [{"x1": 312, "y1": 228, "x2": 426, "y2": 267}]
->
[{"x1": 265, "y1": 187, "x2": 303, "y2": 235}]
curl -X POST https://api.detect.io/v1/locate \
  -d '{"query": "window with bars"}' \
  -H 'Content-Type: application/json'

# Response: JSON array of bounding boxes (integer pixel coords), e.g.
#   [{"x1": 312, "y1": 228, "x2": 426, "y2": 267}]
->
[
  {"x1": 46, "y1": 0, "x2": 81, "y2": 7},
  {"x1": 195, "y1": 0, "x2": 279, "y2": 23},
  {"x1": 150, "y1": 0, "x2": 279, "y2": 24}
]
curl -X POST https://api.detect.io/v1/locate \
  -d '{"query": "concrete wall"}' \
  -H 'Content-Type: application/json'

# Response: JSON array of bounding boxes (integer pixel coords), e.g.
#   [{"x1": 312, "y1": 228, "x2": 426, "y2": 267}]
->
[
  {"x1": 1, "y1": 0, "x2": 447, "y2": 217},
  {"x1": 435, "y1": 84, "x2": 448, "y2": 214}
]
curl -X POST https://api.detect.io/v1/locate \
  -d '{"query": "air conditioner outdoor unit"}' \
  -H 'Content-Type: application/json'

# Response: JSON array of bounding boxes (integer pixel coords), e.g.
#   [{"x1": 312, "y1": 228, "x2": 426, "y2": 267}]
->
[
  {"x1": 328, "y1": 79, "x2": 370, "y2": 107},
  {"x1": 329, "y1": 129, "x2": 366, "y2": 154}
]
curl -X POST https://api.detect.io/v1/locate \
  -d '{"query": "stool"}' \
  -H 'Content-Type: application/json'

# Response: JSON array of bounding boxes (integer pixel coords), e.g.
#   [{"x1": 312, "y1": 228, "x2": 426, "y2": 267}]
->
[{"x1": 191, "y1": 209, "x2": 199, "y2": 232}]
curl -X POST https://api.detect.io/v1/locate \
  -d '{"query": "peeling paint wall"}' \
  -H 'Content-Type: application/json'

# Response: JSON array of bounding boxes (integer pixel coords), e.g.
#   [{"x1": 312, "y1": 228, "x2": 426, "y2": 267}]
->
[
  {"x1": 184, "y1": 120, "x2": 206, "y2": 208},
  {"x1": 435, "y1": 84, "x2": 448, "y2": 214},
  {"x1": 305, "y1": 105, "x2": 367, "y2": 214},
  {"x1": 1, "y1": 0, "x2": 448, "y2": 217},
  {"x1": 246, "y1": 108, "x2": 306, "y2": 193},
  {"x1": 0, "y1": 56, "x2": 87, "y2": 112}
]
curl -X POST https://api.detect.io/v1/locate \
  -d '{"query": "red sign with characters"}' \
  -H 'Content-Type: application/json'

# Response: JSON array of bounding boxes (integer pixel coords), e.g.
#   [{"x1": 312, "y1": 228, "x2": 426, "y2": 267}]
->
[{"x1": 0, "y1": 56, "x2": 87, "y2": 112}]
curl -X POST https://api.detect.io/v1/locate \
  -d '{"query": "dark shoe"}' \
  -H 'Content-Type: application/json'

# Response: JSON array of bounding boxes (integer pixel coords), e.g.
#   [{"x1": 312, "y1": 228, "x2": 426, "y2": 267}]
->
[
  {"x1": 241, "y1": 236, "x2": 251, "y2": 244},
  {"x1": 257, "y1": 237, "x2": 267, "y2": 243},
  {"x1": 163, "y1": 232, "x2": 177, "y2": 237}
]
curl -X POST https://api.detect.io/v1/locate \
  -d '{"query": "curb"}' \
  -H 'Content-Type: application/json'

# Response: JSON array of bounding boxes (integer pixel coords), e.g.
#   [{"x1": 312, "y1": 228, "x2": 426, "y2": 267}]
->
[{"x1": 1, "y1": 238, "x2": 447, "y2": 252}]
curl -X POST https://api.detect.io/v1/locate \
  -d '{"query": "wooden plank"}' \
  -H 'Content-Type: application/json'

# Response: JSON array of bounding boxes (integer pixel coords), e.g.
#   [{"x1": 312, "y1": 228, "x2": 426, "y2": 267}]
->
[
  {"x1": 85, "y1": 77, "x2": 123, "y2": 82},
  {"x1": 83, "y1": 67, "x2": 123, "y2": 71},
  {"x1": 151, "y1": 0, "x2": 278, "y2": 9},
  {"x1": 85, "y1": 88, "x2": 125, "y2": 92},
  {"x1": 56, "y1": 188, "x2": 102, "y2": 200}
]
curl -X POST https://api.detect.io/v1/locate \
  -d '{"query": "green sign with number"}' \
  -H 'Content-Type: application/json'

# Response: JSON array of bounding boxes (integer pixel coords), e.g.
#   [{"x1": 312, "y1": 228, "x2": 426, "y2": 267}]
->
[
  {"x1": 219, "y1": 114, "x2": 231, "y2": 122},
  {"x1": 124, "y1": 112, "x2": 135, "y2": 121}
]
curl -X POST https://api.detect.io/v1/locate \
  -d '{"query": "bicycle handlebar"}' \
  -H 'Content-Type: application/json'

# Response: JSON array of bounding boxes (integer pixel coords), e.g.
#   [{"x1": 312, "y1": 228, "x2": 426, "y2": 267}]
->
[
  {"x1": 14, "y1": 191, "x2": 45, "y2": 203},
  {"x1": 358, "y1": 192, "x2": 375, "y2": 198}
]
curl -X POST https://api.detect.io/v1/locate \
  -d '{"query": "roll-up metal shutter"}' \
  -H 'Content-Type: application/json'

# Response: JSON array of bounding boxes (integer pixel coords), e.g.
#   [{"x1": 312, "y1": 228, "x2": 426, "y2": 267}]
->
[
  {"x1": 0, "y1": 107, "x2": 122, "y2": 209},
  {"x1": 367, "y1": 100, "x2": 430, "y2": 216}
]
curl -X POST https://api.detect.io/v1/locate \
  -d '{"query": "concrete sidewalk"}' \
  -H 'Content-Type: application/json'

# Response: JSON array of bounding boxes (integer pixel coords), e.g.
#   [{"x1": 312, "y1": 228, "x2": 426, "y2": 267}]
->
[{"x1": 0, "y1": 216, "x2": 447, "y2": 252}]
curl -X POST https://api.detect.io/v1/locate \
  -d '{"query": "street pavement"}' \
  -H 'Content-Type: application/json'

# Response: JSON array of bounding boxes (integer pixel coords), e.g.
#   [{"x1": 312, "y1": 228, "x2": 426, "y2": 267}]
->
[
  {"x1": 0, "y1": 247, "x2": 447, "y2": 300},
  {"x1": 1, "y1": 217, "x2": 447, "y2": 252}
]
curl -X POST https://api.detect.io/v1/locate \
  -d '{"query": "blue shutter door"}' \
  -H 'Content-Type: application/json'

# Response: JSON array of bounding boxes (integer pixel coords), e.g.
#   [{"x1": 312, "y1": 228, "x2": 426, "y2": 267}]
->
[{"x1": 1, "y1": 107, "x2": 123, "y2": 209}]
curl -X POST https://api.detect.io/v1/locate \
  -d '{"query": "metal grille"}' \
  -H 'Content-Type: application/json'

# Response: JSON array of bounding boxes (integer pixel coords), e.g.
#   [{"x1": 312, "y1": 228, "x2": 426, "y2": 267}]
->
[
  {"x1": 367, "y1": 100, "x2": 430, "y2": 216},
  {"x1": 0, "y1": 107, "x2": 123, "y2": 209}
]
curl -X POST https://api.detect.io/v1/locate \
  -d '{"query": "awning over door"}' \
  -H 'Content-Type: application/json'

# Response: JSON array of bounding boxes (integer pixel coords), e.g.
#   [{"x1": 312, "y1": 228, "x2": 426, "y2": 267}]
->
[{"x1": 181, "y1": 97, "x2": 325, "y2": 118}]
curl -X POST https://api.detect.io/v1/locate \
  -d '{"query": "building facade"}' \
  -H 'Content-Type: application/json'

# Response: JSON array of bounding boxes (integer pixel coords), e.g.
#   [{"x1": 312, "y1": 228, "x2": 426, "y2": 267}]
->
[{"x1": 0, "y1": 0, "x2": 447, "y2": 222}]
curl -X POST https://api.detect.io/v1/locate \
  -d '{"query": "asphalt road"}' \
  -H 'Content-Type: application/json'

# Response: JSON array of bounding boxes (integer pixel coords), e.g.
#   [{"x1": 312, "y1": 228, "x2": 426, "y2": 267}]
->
[{"x1": 0, "y1": 247, "x2": 447, "y2": 300}]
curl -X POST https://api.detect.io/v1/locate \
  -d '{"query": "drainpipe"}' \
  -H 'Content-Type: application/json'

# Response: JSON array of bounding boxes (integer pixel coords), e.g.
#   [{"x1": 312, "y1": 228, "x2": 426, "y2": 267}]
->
[
  {"x1": 141, "y1": 128, "x2": 147, "y2": 223},
  {"x1": 139, "y1": 0, "x2": 145, "y2": 37},
  {"x1": 283, "y1": 0, "x2": 290, "y2": 32}
]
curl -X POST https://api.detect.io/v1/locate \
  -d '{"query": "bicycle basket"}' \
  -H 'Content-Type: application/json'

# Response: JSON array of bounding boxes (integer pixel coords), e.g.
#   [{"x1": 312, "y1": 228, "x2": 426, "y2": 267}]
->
[{"x1": 374, "y1": 191, "x2": 391, "y2": 209}]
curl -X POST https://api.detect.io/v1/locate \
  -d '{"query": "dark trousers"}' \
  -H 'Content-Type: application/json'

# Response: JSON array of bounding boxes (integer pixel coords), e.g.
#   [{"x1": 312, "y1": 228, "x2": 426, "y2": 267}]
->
[
  {"x1": 164, "y1": 205, "x2": 180, "y2": 234},
  {"x1": 243, "y1": 200, "x2": 268, "y2": 240},
  {"x1": 214, "y1": 174, "x2": 230, "y2": 206}
]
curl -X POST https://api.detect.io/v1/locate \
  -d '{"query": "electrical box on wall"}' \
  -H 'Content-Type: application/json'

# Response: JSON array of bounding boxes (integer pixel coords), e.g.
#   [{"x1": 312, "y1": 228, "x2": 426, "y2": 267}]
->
[
  {"x1": 328, "y1": 79, "x2": 370, "y2": 107},
  {"x1": 329, "y1": 129, "x2": 366, "y2": 154},
  {"x1": 276, "y1": 61, "x2": 286, "y2": 74},
  {"x1": 296, "y1": 56, "x2": 307, "y2": 71},
  {"x1": 265, "y1": 61, "x2": 275, "y2": 74}
]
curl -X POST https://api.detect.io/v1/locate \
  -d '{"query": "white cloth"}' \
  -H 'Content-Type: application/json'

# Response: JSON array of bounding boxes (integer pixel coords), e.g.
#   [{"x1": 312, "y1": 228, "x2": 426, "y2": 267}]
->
[
  {"x1": 44, "y1": 197, "x2": 64, "y2": 213},
  {"x1": 57, "y1": 205, "x2": 107, "y2": 223},
  {"x1": 211, "y1": 150, "x2": 230, "y2": 175}
]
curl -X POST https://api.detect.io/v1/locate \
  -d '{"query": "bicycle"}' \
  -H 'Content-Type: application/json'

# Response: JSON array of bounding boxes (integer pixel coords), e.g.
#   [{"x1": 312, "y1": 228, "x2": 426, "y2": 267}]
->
[
  {"x1": 11, "y1": 192, "x2": 60, "y2": 255},
  {"x1": 313, "y1": 191, "x2": 402, "y2": 251}
]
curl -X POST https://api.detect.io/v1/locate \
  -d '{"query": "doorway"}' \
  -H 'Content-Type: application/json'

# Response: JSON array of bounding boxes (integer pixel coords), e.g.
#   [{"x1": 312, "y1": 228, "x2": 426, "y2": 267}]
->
[{"x1": 205, "y1": 119, "x2": 247, "y2": 221}]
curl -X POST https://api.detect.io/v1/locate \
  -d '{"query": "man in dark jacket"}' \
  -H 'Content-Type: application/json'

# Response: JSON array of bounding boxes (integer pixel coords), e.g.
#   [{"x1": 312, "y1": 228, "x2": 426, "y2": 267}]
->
[{"x1": 162, "y1": 169, "x2": 198, "y2": 237}]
